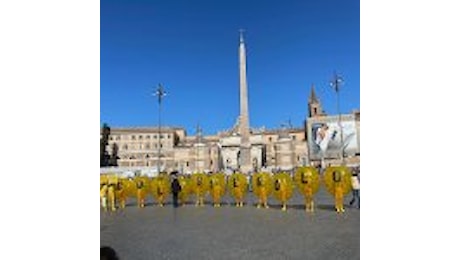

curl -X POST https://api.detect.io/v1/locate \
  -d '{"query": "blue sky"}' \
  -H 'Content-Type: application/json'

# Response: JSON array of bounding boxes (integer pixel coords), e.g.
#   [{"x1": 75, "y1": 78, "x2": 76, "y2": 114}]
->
[{"x1": 100, "y1": 0, "x2": 360, "y2": 135}]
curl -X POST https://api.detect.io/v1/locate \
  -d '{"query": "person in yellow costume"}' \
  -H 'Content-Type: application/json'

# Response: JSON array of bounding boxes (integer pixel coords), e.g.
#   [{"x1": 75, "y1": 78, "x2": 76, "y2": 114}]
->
[
  {"x1": 323, "y1": 166, "x2": 352, "y2": 214},
  {"x1": 209, "y1": 173, "x2": 226, "y2": 207},
  {"x1": 135, "y1": 177, "x2": 148, "y2": 208},
  {"x1": 115, "y1": 180, "x2": 126, "y2": 209},
  {"x1": 252, "y1": 172, "x2": 273, "y2": 209},
  {"x1": 334, "y1": 172, "x2": 345, "y2": 213},
  {"x1": 123, "y1": 177, "x2": 137, "y2": 207},
  {"x1": 191, "y1": 173, "x2": 210, "y2": 206},
  {"x1": 151, "y1": 174, "x2": 171, "y2": 207},
  {"x1": 107, "y1": 184, "x2": 116, "y2": 212},
  {"x1": 100, "y1": 183, "x2": 108, "y2": 211},
  {"x1": 100, "y1": 175, "x2": 109, "y2": 211},
  {"x1": 227, "y1": 173, "x2": 248, "y2": 207},
  {"x1": 294, "y1": 167, "x2": 320, "y2": 212},
  {"x1": 273, "y1": 173, "x2": 293, "y2": 211},
  {"x1": 178, "y1": 175, "x2": 191, "y2": 206},
  {"x1": 107, "y1": 175, "x2": 118, "y2": 211}
]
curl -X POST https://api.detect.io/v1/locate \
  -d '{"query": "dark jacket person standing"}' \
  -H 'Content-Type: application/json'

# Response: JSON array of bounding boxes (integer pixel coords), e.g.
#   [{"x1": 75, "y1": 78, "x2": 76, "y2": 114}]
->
[{"x1": 171, "y1": 172, "x2": 182, "y2": 208}]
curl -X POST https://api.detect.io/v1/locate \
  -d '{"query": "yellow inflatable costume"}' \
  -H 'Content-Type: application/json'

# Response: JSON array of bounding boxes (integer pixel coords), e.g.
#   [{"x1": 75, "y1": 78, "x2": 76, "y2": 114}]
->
[
  {"x1": 209, "y1": 173, "x2": 226, "y2": 207},
  {"x1": 273, "y1": 173, "x2": 294, "y2": 211},
  {"x1": 107, "y1": 175, "x2": 118, "y2": 212},
  {"x1": 227, "y1": 173, "x2": 247, "y2": 207},
  {"x1": 252, "y1": 172, "x2": 273, "y2": 209},
  {"x1": 134, "y1": 176, "x2": 150, "y2": 208},
  {"x1": 323, "y1": 166, "x2": 352, "y2": 213},
  {"x1": 115, "y1": 178, "x2": 131, "y2": 209},
  {"x1": 150, "y1": 174, "x2": 171, "y2": 207},
  {"x1": 122, "y1": 177, "x2": 137, "y2": 205},
  {"x1": 178, "y1": 175, "x2": 192, "y2": 206},
  {"x1": 100, "y1": 175, "x2": 108, "y2": 211},
  {"x1": 191, "y1": 173, "x2": 210, "y2": 206},
  {"x1": 294, "y1": 167, "x2": 320, "y2": 212}
]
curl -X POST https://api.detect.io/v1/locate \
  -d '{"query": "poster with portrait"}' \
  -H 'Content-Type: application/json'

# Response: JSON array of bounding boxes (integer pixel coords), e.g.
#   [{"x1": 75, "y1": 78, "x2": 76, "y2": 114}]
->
[{"x1": 308, "y1": 117, "x2": 359, "y2": 160}]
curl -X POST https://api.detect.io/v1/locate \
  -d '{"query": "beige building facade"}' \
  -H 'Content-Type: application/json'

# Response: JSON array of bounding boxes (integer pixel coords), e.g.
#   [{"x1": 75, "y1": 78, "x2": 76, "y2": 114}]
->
[{"x1": 103, "y1": 125, "x2": 309, "y2": 174}]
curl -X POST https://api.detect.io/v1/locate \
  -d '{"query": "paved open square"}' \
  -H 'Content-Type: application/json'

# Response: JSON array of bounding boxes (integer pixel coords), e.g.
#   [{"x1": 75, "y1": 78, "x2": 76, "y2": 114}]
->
[{"x1": 101, "y1": 189, "x2": 359, "y2": 259}]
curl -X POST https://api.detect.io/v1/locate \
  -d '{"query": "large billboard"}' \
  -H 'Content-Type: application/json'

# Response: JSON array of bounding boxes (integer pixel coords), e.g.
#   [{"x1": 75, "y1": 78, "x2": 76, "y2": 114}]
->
[{"x1": 308, "y1": 116, "x2": 359, "y2": 160}]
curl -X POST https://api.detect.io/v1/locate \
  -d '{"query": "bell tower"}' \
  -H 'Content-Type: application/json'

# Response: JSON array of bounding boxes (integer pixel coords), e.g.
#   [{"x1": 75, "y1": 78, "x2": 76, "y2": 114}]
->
[{"x1": 308, "y1": 84, "x2": 323, "y2": 118}]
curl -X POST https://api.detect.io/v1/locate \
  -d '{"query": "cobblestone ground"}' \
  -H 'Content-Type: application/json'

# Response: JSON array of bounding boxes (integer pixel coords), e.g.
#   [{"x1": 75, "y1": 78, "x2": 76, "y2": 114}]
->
[{"x1": 101, "y1": 189, "x2": 359, "y2": 260}]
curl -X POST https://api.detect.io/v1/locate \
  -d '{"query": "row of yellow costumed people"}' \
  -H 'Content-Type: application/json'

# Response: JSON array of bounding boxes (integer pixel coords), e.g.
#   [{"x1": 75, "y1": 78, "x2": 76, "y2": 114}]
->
[{"x1": 100, "y1": 166, "x2": 352, "y2": 213}]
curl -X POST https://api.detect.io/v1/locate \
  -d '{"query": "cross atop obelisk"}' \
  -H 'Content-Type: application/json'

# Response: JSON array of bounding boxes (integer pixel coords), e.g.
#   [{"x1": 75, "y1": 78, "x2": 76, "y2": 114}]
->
[{"x1": 238, "y1": 29, "x2": 252, "y2": 174}]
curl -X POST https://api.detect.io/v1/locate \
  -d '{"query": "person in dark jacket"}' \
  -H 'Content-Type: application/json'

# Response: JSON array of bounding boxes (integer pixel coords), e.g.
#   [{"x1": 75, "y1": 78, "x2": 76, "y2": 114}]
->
[{"x1": 171, "y1": 171, "x2": 182, "y2": 208}]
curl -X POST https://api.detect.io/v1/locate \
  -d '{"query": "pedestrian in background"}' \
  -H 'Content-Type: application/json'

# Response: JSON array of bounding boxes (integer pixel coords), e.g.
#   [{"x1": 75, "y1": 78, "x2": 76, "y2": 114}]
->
[
  {"x1": 349, "y1": 167, "x2": 360, "y2": 209},
  {"x1": 171, "y1": 171, "x2": 182, "y2": 208}
]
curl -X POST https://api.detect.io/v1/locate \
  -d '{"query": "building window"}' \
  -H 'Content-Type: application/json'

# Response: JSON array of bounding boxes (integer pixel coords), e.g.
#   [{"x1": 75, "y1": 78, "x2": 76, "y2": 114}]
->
[
  {"x1": 123, "y1": 145, "x2": 128, "y2": 150},
  {"x1": 146, "y1": 135, "x2": 150, "y2": 139},
  {"x1": 139, "y1": 135, "x2": 143, "y2": 139},
  {"x1": 186, "y1": 161, "x2": 189, "y2": 167},
  {"x1": 154, "y1": 135, "x2": 157, "y2": 139},
  {"x1": 131, "y1": 135, "x2": 136, "y2": 140},
  {"x1": 167, "y1": 134, "x2": 170, "y2": 139},
  {"x1": 145, "y1": 144, "x2": 150, "y2": 149},
  {"x1": 269, "y1": 137, "x2": 272, "y2": 142},
  {"x1": 109, "y1": 136, "x2": 113, "y2": 141},
  {"x1": 160, "y1": 134, "x2": 164, "y2": 139},
  {"x1": 292, "y1": 135, "x2": 296, "y2": 140}
]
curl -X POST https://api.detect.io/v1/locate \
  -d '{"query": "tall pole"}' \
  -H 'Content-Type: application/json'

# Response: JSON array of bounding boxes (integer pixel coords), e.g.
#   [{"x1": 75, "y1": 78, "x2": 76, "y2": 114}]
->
[
  {"x1": 154, "y1": 84, "x2": 166, "y2": 174},
  {"x1": 330, "y1": 72, "x2": 344, "y2": 164}
]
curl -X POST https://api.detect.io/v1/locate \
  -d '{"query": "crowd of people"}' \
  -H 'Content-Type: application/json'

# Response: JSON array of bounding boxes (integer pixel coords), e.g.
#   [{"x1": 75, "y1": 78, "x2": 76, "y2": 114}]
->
[{"x1": 100, "y1": 166, "x2": 360, "y2": 213}]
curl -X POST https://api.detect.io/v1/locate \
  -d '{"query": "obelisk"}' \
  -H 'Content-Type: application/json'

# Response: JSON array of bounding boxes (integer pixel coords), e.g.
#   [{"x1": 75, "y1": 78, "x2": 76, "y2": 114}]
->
[{"x1": 238, "y1": 30, "x2": 252, "y2": 174}]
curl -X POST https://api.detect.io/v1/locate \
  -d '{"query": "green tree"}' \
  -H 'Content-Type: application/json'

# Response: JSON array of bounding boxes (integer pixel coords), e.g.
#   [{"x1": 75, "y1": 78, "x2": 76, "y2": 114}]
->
[
  {"x1": 109, "y1": 143, "x2": 119, "y2": 167},
  {"x1": 100, "y1": 123, "x2": 111, "y2": 167}
]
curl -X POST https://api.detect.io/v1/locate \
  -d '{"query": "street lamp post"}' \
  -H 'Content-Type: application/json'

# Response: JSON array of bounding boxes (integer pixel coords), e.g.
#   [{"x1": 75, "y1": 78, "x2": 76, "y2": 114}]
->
[
  {"x1": 330, "y1": 72, "x2": 344, "y2": 165},
  {"x1": 154, "y1": 84, "x2": 166, "y2": 174}
]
